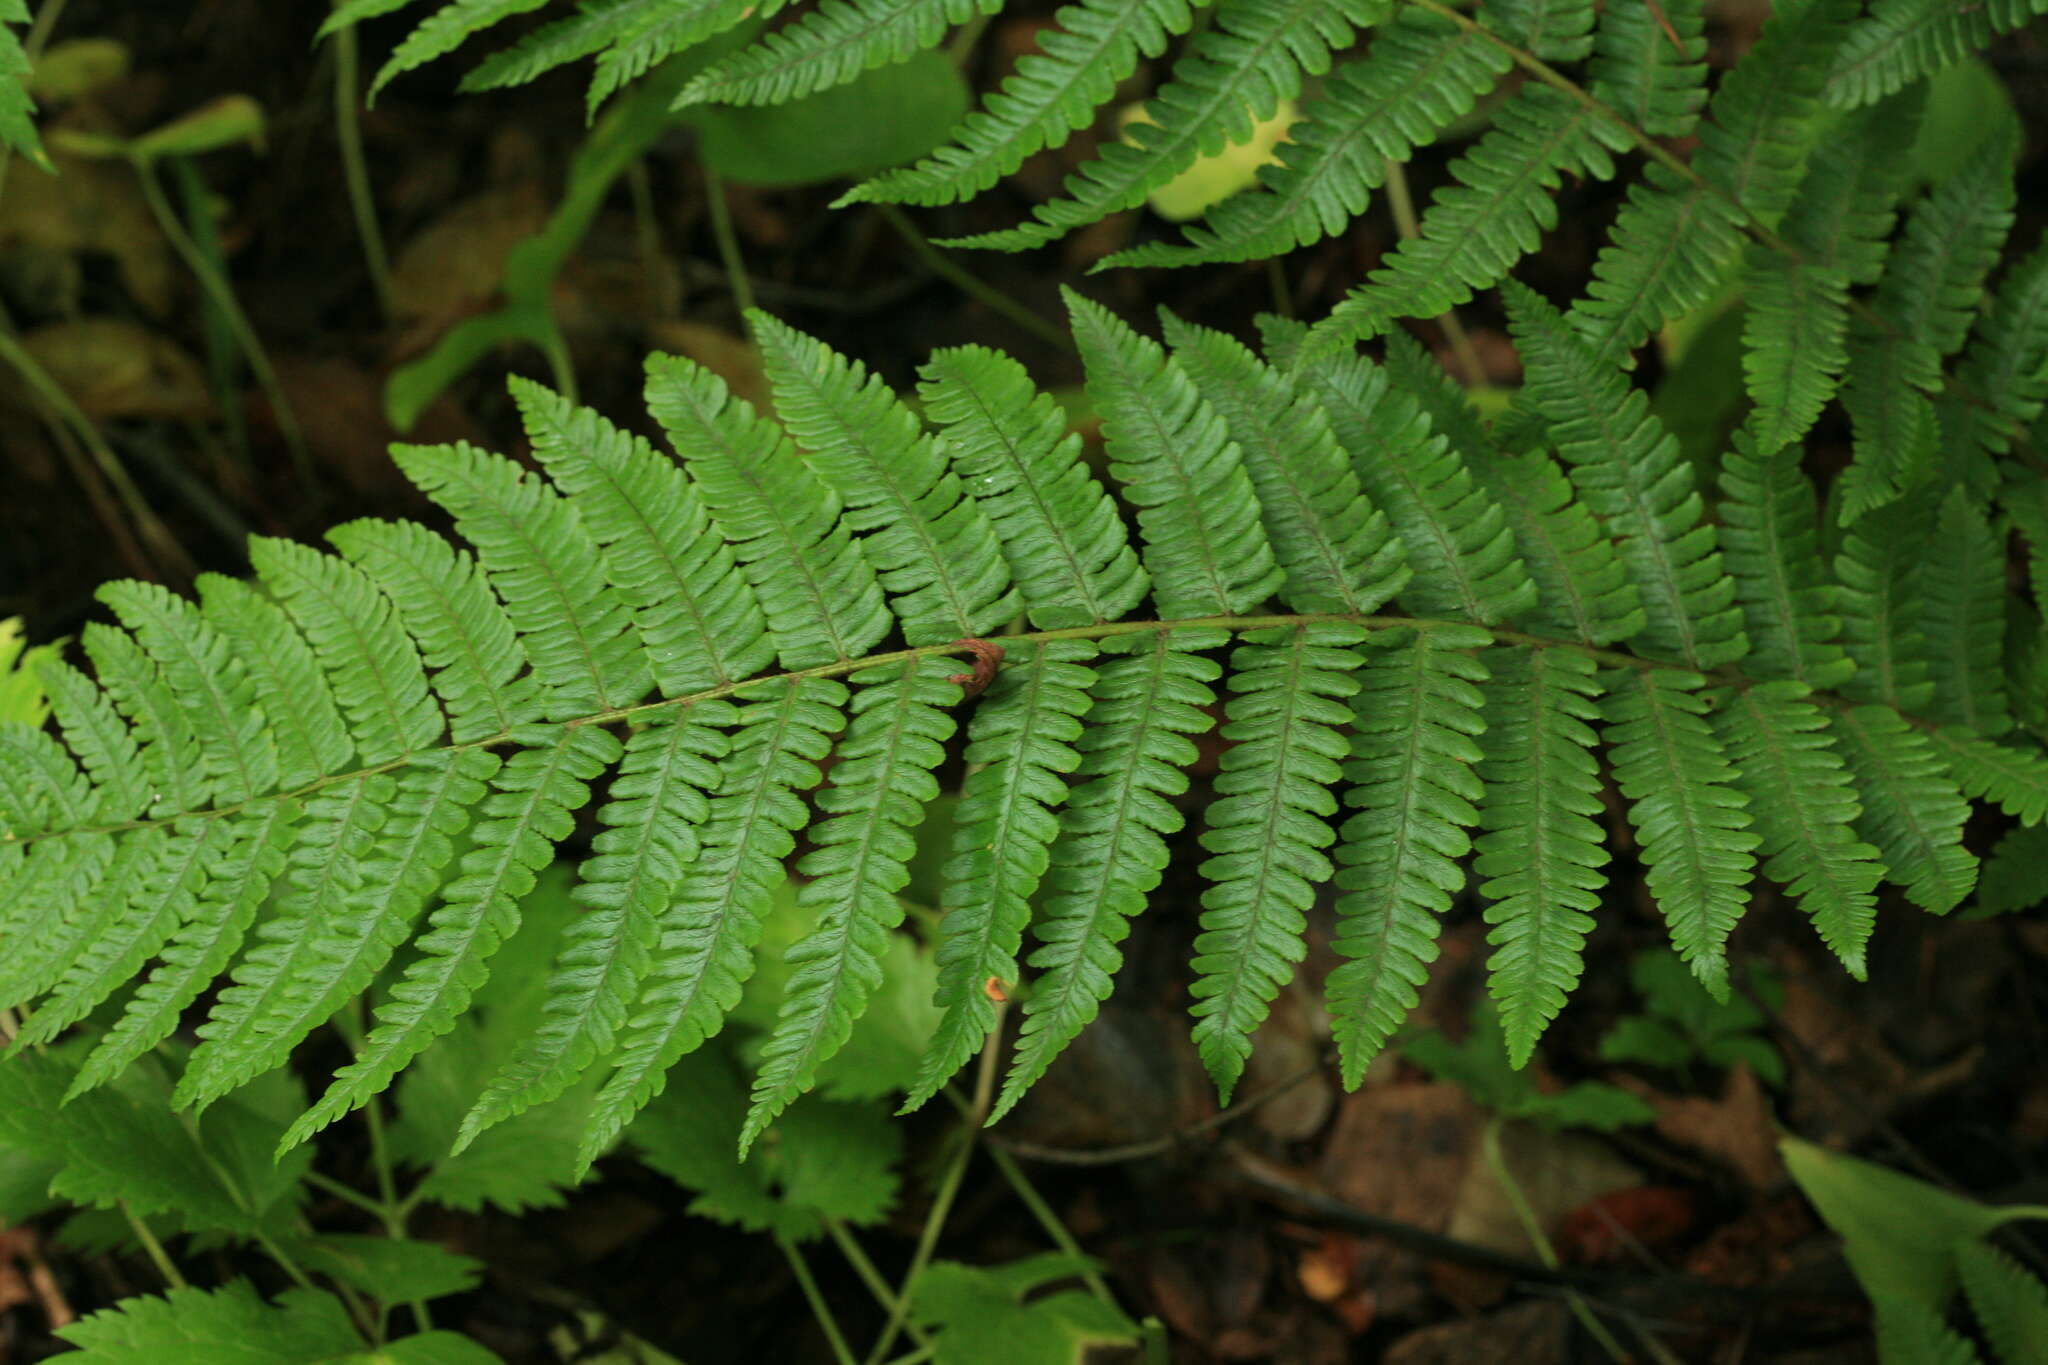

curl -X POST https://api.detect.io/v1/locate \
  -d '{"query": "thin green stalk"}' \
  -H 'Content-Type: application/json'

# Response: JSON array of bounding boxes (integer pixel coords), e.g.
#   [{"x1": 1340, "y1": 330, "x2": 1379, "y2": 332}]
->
[
  {"x1": 704, "y1": 167, "x2": 756, "y2": 319},
  {"x1": 1383, "y1": 155, "x2": 1484, "y2": 389},
  {"x1": 120, "y1": 1200, "x2": 188, "y2": 1290},
  {"x1": 347, "y1": 1001, "x2": 433, "y2": 1333},
  {"x1": 131, "y1": 157, "x2": 313, "y2": 489},
  {"x1": 251, "y1": 1229, "x2": 318, "y2": 1292},
  {"x1": 885, "y1": 1348, "x2": 935, "y2": 1365},
  {"x1": 626, "y1": 159, "x2": 669, "y2": 321},
  {"x1": 0, "y1": 328, "x2": 194, "y2": 578},
  {"x1": 824, "y1": 1217, "x2": 935, "y2": 1353},
  {"x1": 781, "y1": 1233, "x2": 860, "y2": 1365},
  {"x1": 875, "y1": 203, "x2": 1074, "y2": 355},
  {"x1": 303, "y1": 1169, "x2": 390, "y2": 1220},
  {"x1": 864, "y1": 1005, "x2": 1007, "y2": 1365},
  {"x1": 986, "y1": 1148, "x2": 1112, "y2": 1302},
  {"x1": 1481, "y1": 1119, "x2": 1667, "y2": 1365},
  {"x1": 332, "y1": 10, "x2": 396, "y2": 322}
]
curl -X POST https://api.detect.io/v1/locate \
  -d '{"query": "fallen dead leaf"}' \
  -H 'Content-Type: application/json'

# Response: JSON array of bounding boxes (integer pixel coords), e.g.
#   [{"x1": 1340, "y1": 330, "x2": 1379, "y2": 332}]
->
[
  {"x1": 1623, "y1": 1062, "x2": 1786, "y2": 1190},
  {"x1": 1446, "y1": 1120, "x2": 1642, "y2": 1262},
  {"x1": 8, "y1": 318, "x2": 212, "y2": 421},
  {"x1": 0, "y1": 154, "x2": 172, "y2": 314},
  {"x1": 1383, "y1": 1298, "x2": 1569, "y2": 1365},
  {"x1": 388, "y1": 180, "x2": 551, "y2": 351}
]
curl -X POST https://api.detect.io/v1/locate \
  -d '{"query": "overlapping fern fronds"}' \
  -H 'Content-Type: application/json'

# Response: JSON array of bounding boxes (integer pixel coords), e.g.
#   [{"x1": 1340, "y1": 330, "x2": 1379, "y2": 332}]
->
[{"x1": 10, "y1": 240, "x2": 2048, "y2": 1158}]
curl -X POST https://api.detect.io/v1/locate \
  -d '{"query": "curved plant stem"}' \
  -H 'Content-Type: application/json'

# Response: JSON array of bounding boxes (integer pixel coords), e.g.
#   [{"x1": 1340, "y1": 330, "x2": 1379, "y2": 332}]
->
[
  {"x1": 824, "y1": 1218, "x2": 935, "y2": 1353},
  {"x1": 986, "y1": 1148, "x2": 1113, "y2": 1302},
  {"x1": 704, "y1": 167, "x2": 756, "y2": 319},
  {"x1": 875, "y1": 204, "x2": 1073, "y2": 355},
  {"x1": 120, "y1": 1200, "x2": 188, "y2": 1289},
  {"x1": 1383, "y1": 155, "x2": 1485, "y2": 388},
  {"x1": 332, "y1": 9, "x2": 396, "y2": 323},
  {"x1": 782, "y1": 1233, "x2": 860, "y2": 1365},
  {"x1": 132, "y1": 158, "x2": 314, "y2": 489}
]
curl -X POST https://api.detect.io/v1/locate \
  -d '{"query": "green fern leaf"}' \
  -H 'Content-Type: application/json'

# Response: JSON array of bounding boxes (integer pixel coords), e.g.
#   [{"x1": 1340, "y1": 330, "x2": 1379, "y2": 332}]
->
[
  {"x1": 33, "y1": 658, "x2": 149, "y2": 822},
  {"x1": 1824, "y1": 0, "x2": 2048, "y2": 108},
  {"x1": 581, "y1": 0, "x2": 762, "y2": 112},
  {"x1": 1481, "y1": 0, "x2": 1593, "y2": 61},
  {"x1": 322, "y1": 0, "x2": 428, "y2": 38},
  {"x1": 1920, "y1": 488, "x2": 2010, "y2": 736},
  {"x1": 1586, "y1": 0, "x2": 1706, "y2": 137},
  {"x1": 1159, "y1": 311, "x2": 1408, "y2": 614},
  {"x1": 70, "y1": 803, "x2": 296, "y2": 1098},
  {"x1": 917, "y1": 345, "x2": 1150, "y2": 628},
  {"x1": 1926, "y1": 727, "x2": 2048, "y2": 826},
  {"x1": 1291, "y1": 336, "x2": 1534, "y2": 624},
  {"x1": 193, "y1": 576, "x2": 354, "y2": 789},
  {"x1": 644, "y1": 352, "x2": 892, "y2": 668},
  {"x1": 325, "y1": 518, "x2": 545, "y2": 744},
  {"x1": 1508, "y1": 282, "x2": 1747, "y2": 669},
  {"x1": 0, "y1": 823, "x2": 165, "y2": 1013},
  {"x1": 1833, "y1": 499, "x2": 1934, "y2": 713},
  {"x1": 461, "y1": 0, "x2": 659, "y2": 91},
  {"x1": 1100, "y1": 10, "x2": 1511, "y2": 269},
  {"x1": 96, "y1": 582, "x2": 279, "y2": 805},
  {"x1": 1832, "y1": 704, "x2": 1976, "y2": 913},
  {"x1": 1718, "y1": 435, "x2": 1852, "y2": 689},
  {"x1": 248, "y1": 536, "x2": 443, "y2": 764},
  {"x1": 368, "y1": 0, "x2": 550, "y2": 97},
  {"x1": 1949, "y1": 234, "x2": 2048, "y2": 461},
  {"x1": 1692, "y1": 0, "x2": 1855, "y2": 228},
  {"x1": 511, "y1": 376, "x2": 773, "y2": 693},
  {"x1": 1473, "y1": 645, "x2": 1607, "y2": 1067},
  {"x1": 396, "y1": 441, "x2": 649, "y2": 718},
  {"x1": 1977, "y1": 825, "x2": 2048, "y2": 916},
  {"x1": 461, "y1": 707, "x2": 731, "y2": 1144},
  {"x1": 284, "y1": 725, "x2": 620, "y2": 1150},
  {"x1": 1838, "y1": 128, "x2": 2017, "y2": 521},
  {"x1": 1564, "y1": 165, "x2": 1746, "y2": 371},
  {"x1": 1601, "y1": 669, "x2": 1758, "y2": 996},
  {"x1": 1066, "y1": 291, "x2": 1283, "y2": 615},
  {"x1": 943, "y1": 0, "x2": 1381, "y2": 252},
  {"x1": 679, "y1": 0, "x2": 1001, "y2": 108},
  {"x1": 996, "y1": 628, "x2": 1224, "y2": 1120},
  {"x1": 0, "y1": 2, "x2": 47, "y2": 174},
  {"x1": 1956, "y1": 1238, "x2": 2048, "y2": 1365},
  {"x1": 753, "y1": 313, "x2": 1020, "y2": 642},
  {"x1": 742, "y1": 660, "x2": 958, "y2": 1152},
  {"x1": 1710, "y1": 683, "x2": 1882, "y2": 977},
  {"x1": 80, "y1": 625, "x2": 210, "y2": 817},
  {"x1": 1327, "y1": 624, "x2": 1490, "y2": 1084},
  {"x1": 843, "y1": 0, "x2": 1202, "y2": 208},
  {"x1": 908, "y1": 641, "x2": 1096, "y2": 1110},
  {"x1": 1305, "y1": 84, "x2": 1620, "y2": 351},
  {"x1": 1193, "y1": 624, "x2": 1362, "y2": 1100},
  {"x1": 583, "y1": 679, "x2": 845, "y2": 1166}
]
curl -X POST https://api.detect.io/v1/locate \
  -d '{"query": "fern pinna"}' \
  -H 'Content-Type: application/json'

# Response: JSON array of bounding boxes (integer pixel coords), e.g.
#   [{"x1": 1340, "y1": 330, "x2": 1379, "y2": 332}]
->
[{"x1": 10, "y1": 241, "x2": 2048, "y2": 1157}]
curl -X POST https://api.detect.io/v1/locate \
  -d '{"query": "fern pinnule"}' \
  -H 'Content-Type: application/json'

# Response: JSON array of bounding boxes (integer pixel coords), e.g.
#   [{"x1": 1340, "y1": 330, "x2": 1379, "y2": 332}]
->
[
  {"x1": 194, "y1": 576, "x2": 357, "y2": 788},
  {"x1": 1482, "y1": 0, "x2": 1594, "y2": 61},
  {"x1": 1924, "y1": 727, "x2": 2048, "y2": 828},
  {"x1": 1191, "y1": 623, "x2": 1362, "y2": 1101},
  {"x1": 678, "y1": 0, "x2": 1001, "y2": 109},
  {"x1": 1327, "y1": 624, "x2": 1490, "y2": 1086},
  {"x1": 918, "y1": 345, "x2": 1150, "y2": 629},
  {"x1": 33, "y1": 655, "x2": 151, "y2": 822},
  {"x1": 1831, "y1": 705, "x2": 1976, "y2": 914},
  {"x1": 1586, "y1": 0, "x2": 1706, "y2": 138},
  {"x1": 1718, "y1": 435, "x2": 1852, "y2": 690},
  {"x1": 1919, "y1": 488, "x2": 2010, "y2": 738},
  {"x1": 1823, "y1": 0, "x2": 2048, "y2": 109}
]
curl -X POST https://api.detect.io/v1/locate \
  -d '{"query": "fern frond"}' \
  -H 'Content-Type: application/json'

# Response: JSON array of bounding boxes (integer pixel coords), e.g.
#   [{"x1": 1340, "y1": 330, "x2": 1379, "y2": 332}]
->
[
  {"x1": 1949, "y1": 234, "x2": 2048, "y2": 461},
  {"x1": 1586, "y1": 0, "x2": 1706, "y2": 138},
  {"x1": 461, "y1": 0, "x2": 659, "y2": 91},
  {"x1": 1692, "y1": 0, "x2": 1855, "y2": 229},
  {"x1": 324, "y1": 519, "x2": 541, "y2": 747},
  {"x1": 1957, "y1": 1237, "x2": 2048, "y2": 1364},
  {"x1": 461, "y1": 708, "x2": 731, "y2": 1144},
  {"x1": 285, "y1": 724, "x2": 621, "y2": 1150},
  {"x1": 395, "y1": 441, "x2": 648, "y2": 719},
  {"x1": 1508, "y1": 282, "x2": 1747, "y2": 669},
  {"x1": 1831, "y1": 705, "x2": 1976, "y2": 913},
  {"x1": 1838, "y1": 128, "x2": 2017, "y2": 521},
  {"x1": 80, "y1": 624, "x2": 210, "y2": 817},
  {"x1": 192, "y1": 577, "x2": 354, "y2": 791},
  {"x1": 1066, "y1": 291, "x2": 1283, "y2": 616},
  {"x1": 1718, "y1": 435, "x2": 1851, "y2": 689},
  {"x1": 1305, "y1": 84, "x2": 1620, "y2": 351},
  {"x1": 32, "y1": 658, "x2": 148, "y2": 822},
  {"x1": 1100, "y1": 10, "x2": 1512, "y2": 269},
  {"x1": 944, "y1": 0, "x2": 1379, "y2": 252},
  {"x1": 1192, "y1": 624, "x2": 1362, "y2": 1100},
  {"x1": 0, "y1": 823, "x2": 167, "y2": 1015},
  {"x1": 1158, "y1": 311, "x2": 1408, "y2": 614},
  {"x1": 70, "y1": 803, "x2": 295, "y2": 1098},
  {"x1": 680, "y1": 0, "x2": 1000, "y2": 108},
  {"x1": 1925, "y1": 726, "x2": 2048, "y2": 826},
  {"x1": 1564, "y1": 165, "x2": 1746, "y2": 371},
  {"x1": 842, "y1": 0, "x2": 1201, "y2": 208},
  {"x1": 1710, "y1": 683, "x2": 1881, "y2": 976},
  {"x1": 918, "y1": 346, "x2": 1149, "y2": 628},
  {"x1": 908, "y1": 641, "x2": 1096, "y2": 1110},
  {"x1": 583, "y1": 0, "x2": 761, "y2": 111},
  {"x1": 743, "y1": 660, "x2": 958, "y2": 1152},
  {"x1": 1919, "y1": 489, "x2": 2010, "y2": 737},
  {"x1": 753, "y1": 313, "x2": 1019, "y2": 642},
  {"x1": 1481, "y1": 0, "x2": 1592, "y2": 61},
  {"x1": 1472, "y1": 645, "x2": 1605, "y2": 1068},
  {"x1": 1292, "y1": 337, "x2": 1535, "y2": 624},
  {"x1": 1824, "y1": 0, "x2": 2048, "y2": 109},
  {"x1": 1832, "y1": 500, "x2": 1934, "y2": 714},
  {"x1": 1601, "y1": 669, "x2": 1758, "y2": 996},
  {"x1": 1327, "y1": 624, "x2": 1490, "y2": 1085},
  {"x1": 247, "y1": 537, "x2": 443, "y2": 765},
  {"x1": 995, "y1": 628, "x2": 1225, "y2": 1120},
  {"x1": 644, "y1": 353, "x2": 892, "y2": 668},
  {"x1": 367, "y1": 0, "x2": 550, "y2": 98},
  {"x1": 582, "y1": 680, "x2": 845, "y2": 1165}
]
